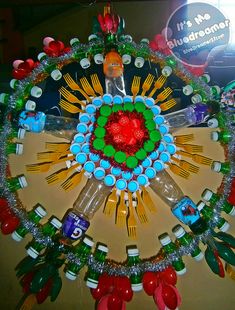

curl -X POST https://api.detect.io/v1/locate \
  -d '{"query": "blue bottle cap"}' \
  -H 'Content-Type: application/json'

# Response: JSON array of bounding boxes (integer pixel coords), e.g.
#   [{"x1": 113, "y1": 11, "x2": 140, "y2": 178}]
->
[
  {"x1": 113, "y1": 95, "x2": 123, "y2": 104},
  {"x1": 81, "y1": 143, "x2": 90, "y2": 154},
  {"x1": 84, "y1": 161, "x2": 95, "y2": 173},
  {"x1": 86, "y1": 133, "x2": 91, "y2": 142},
  {"x1": 91, "y1": 116, "x2": 96, "y2": 123},
  {"x1": 142, "y1": 157, "x2": 152, "y2": 168},
  {"x1": 133, "y1": 165, "x2": 143, "y2": 175},
  {"x1": 111, "y1": 167, "x2": 121, "y2": 176},
  {"x1": 145, "y1": 97, "x2": 155, "y2": 107},
  {"x1": 86, "y1": 104, "x2": 96, "y2": 115},
  {"x1": 94, "y1": 167, "x2": 105, "y2": 180},
  {"x1": 159, "y1": 124, "x2": 169, "y2": 134},
  {"x1": 100, "y1": 159, "x2": 111, "y2": 169},
  {"x1": 151, "y1": 106, "x2": 161, "y2": 115},
  {"x1": 70, "y1": 143, "x2": 81, "y2": 154},
  {"x1": 167, "y1": 144, "x2": 177, "y2": 155},
  {"x1": 116, "y1": 179, "x2": 127, "y2": 190},
  {"x1": 154, "y1": 115, "x2": 164, "y2": 125},
  {"x1": 153, "y1": 160, "x2": 164, "y2": 171},
  {"x1": 158, "y1": 142, "x2": 166, "y2": 153},
  {"x1": 123, "y1": 95, "x2": 133, "y2": 103},
  {"x1": 92, "y1": 97, "x2": 103, "y2": 107},
  {"x1": 134, "y1": 95, "x2": 144, "y2": 103},
  {"x1": 89, "y1": 153, "x2": 100, "y2": 162},
  {"x1": 145, "y1": 167, "x2": 156, "y2": 179},
  {"x1": 160, "y1": 151, "x2": 171, "y2": 162},
  {"x1": 104, "y1": 174, "x2": 116, "y2": 186},
  {"x1": 76, "y1": 123, "x2": 88, "y2": 134},
  {"x1": 163, "y1": 134, "x2": 174, "y2": 143},
  {"x1": 103, "y1": 94, "x2": 113, "y2": 104},
  {"x1": 79, "y1": 113, "x2": 90, "y2": 123},
  {"x1": 88, "y1": 124, "x2": 94, "y2": 132},
  {"x1": 149, "y1": 151, "x2": 159, "y2": 160},
  {"x1": 74, "y1": 133, "x2": 85, "y2": 144},
  {"x1": 137, "y1": 174, "x2": 148, "y2": 186},
  {"x1": 128, "y1": 180, "x2": 139, "y2": 192},
  {"x1": 122, "y1": 171, "x2": 133, "y2": 180},
  {"x1": 76, "y1": 152, "x2": 87, "y2": 164}
]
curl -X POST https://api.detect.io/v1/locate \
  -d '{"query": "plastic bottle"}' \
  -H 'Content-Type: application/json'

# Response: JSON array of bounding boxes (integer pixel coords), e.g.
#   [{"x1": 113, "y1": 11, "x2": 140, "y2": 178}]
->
[
  {"x1": 65, "y1": 236, "x2": 94, "y2": 280},
  {"x1": 211, "y1": 130, "x2": 232, "y2": 144},
  {"x1": 210, "y1": 85, "x2": 221, "y2": 97},
  {"x1": 200, "y1": 74, "x2": 210, "y2": 83},
  {"x1": 127, "y1": 247, "x2": 143, "y2": 291},
  {"x1": 0, "y1": 92, "x2": 27, "y2": 111},
  {"x1": 118, "y1": 35, "x2": 134, "y2": 64},
  {"x1": 207, "y1": 113, "x2": 228, "y2": 129},
  {"x1": 27, "y1": 216, "x2": 62, "y2": 258},
  {"x1": 86, "y1": 244, "x2": 108, "y2": 288},
  {"x1": 6, "y1": 142, "x2": 23, "y2": 155},
  {"x1": 37, "y1": 52, "x2": 62, "y2": 80},
  {"x1": 202, "y1": 189, "x2": 235, "y2": 216},
  {"x1": 18, "y1": 111, "x2": 78, "y2": 140},
  {"x1": 62, "y1": 178, "x2": 112, "y2": 240},
  {"x1": 158, "y1": 233, "x2": 186, "y2": 275},
  {"x1": 88, "y1": 34, "x2": 104, "y2": 64},
  {"x1": 10, "y1": 79, "x2": 42, "y2": 98},
  {"x1": 3, "y1": 127, "x2": 26, "y2": 140},
  {"x1": 134, "y1": 38, "x2": 150, "y2": 68},
  {"x1": 0, "y1": 93, "x2": 10, "y2": 105},
  {"x1": 172, "y1": 224, "x2": 204, "y2": 261},
  {"x1": 197, "y1": 201, "x2": 230, "y2": 232},
  {"x1": 12, "y1": 204, "x2": 47, "y2": 242},
  {"x1": 70, "y1": 38, "x2": 91, "y2": 69},
  {"x1": 6, "y1": 175, "x2": 28, "y2": 192},
  {"x1": 211, "y1": 161, "x2": 230, "y2": 175}
]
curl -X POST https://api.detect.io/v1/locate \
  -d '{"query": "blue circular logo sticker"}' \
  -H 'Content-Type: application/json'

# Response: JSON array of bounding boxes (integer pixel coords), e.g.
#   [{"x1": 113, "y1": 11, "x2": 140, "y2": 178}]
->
[{"x1": 166, "y1": 2, "x2": 230, "y2": 66}]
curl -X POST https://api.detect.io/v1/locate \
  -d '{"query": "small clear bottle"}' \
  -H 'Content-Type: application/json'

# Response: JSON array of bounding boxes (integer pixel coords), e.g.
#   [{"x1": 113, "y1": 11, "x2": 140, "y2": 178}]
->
[
  {"x1": 10, "y1": 79, "x2": 42, "y2": 98},
  {"x1": 88, "y1": 34, "x2": 104, "y2": 64},
  {"x1": 70, "y1": 38, "x2": 90, "y2": 69},
  {"x1": 118, "y1": 35, "x2": 134, "y2": 65},
  {"x1": 37, "y1": 52, "x2": 62, "y2": 80},
  {"x1": 127, "y1": 247, "x2": 143, "y2": 291},
  {"x1": 134, "y1": 39, "x2": 150, "y2": 68}
]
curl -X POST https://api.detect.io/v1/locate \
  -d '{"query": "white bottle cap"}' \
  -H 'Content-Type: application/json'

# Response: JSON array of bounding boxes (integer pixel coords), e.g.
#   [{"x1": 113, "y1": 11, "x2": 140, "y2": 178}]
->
[
  {"x1": 30, "y1": 86, "x2": 42, "y2": 98},
  {"x1": 88, "y1": 34, "x2": 97, "y2": 41},
  {"x1": 12, "y1": 59, "x2": 24, "y2": 69},
  {"x1": 122, "y1": 54, "x2": 131, "y2": 64},
  {"x1": 80, "y1": 58, "x2": 91, "y2": 69},
  {"x1": 43, "y1": 36, "x2": 54, "y2": 46},
  {"x1": 176, "y1": 267, "x2": 187, "y2": 275},
  {"x1": 140, "y1": 38, "x2": 149, "y2": 44},
  {"x1": 197, "y1": 201, "x2": 206, "y2": 211},
  {"x1": 94, "y1": 54, "x2": 103, "y2": 64},
  {"x1": 50, "y1": 217, "x2": 62, "y2": 229},
  {"x1": 10, "y1": 79, "x2": 18, "y2": 89},
  {"x1": 131, "y1": 283, "x2": 143, "y2": 292},
  {"x1": 228, "y1": 206, "x2": 235, "y2": 216},
  {"x1": 50, "y1": 69, "x2": 62, "y2": 81},
  {"x1": 37, "y1": 52, "x2": 47, "y2": 61},
  {"x1": 211, "y1": 161, "x2": 221, "y2": 172},
  {"x1": 70, "y1": 38, "x2": 80, "y2": 46},
  {"x1": 35, "y1": 205, "x2": 47, "y2": 217},
  {"x1": 11, "y1": 231, "x2": 23, "y2": 242},
  {"x1": 18, "y1": 176, "x2": 28, "y2": 188},
  {"x1": 17, "y1": 128, "x2": 26, "y2": 139},
  {"x1": 211, "y1": 85, "x2": 221, "y2": 95},
  {"x1": 134, "y1": 57, "x2": 144, "y2": 68},
  {"x1": 207, "y1": 118, "x2": 219, "y2": 128},
  {"x1": 219, "y1": 221, "x2": 230, "y2": 232},
  {"x1": 65, "y1": 270, "x2": 77, "y2": 281},
  {"x1": 158, "y1": 233, "x2": 171, "y2": 246},
  {"x1": 16, "y1": 143, "x2": 23, "y2": 155},
  {"x1": 162, "y1": 66, "x2": 172, "y2": 77},
  {"x1": 182, "y1": 85, "x2": 193, "y2": 96},
  {"x1": 27, "y1": 247, "x2": 39, "y2": 259},
  {"x1": 25, "y1": 100, "x2": 36, "y2": 111},
  {"x1": 127, "y1": 248, "x2": 139, "y2": 256},
  {"x1": 97, "y1": 244, "x2": 108, "y2": 253},
  {"x1": 201, "y1": 74, "x2": 210, "y2": 83},
  {"x1": 86, "y1": 279, "x2": 98, "y2": 288},
  {"x1": 83, "y1": 237, "x2": 94, "y2": 247},
  {"x1": 202, "y1": 189, "x2": 213, "y2": 202},
  {"x1": 191, "y1": 94, "x2": 202, "y2": 104},
  {"x1": 193, "y1": 252, "x2": 204, "y2": 261},
  {"x1": 211, "y1": 131, "x2": 219, "y2": 141},
  {"x1": 172, "y1": 225, "x2": 185, "y2": 238},
  {"x1": 0, "y1": 93, "x2": 8, "y2": 103}
]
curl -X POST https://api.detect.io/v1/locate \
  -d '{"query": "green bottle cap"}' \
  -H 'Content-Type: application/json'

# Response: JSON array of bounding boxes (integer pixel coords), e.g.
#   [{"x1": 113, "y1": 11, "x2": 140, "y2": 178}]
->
[
  {"x1": 145, "y1": 120, "x2": 156, "y2": 131},
  {"x1": 114, "y1": 151, "x2": 126, "y2": 163},
  {"x1": 97, "y1": 116, "x2": 108, "y2": 127},
  {"x1": 93, "y1": 138, "x2": 105, "y2": 150},
  {"x1": 100, "y1": 105, "x2": 112, "y2": 117},
  {"x1": 150, "y1": 130, "x2": 161, "y2": 142},
  {"x1": 103, "y1": 145, "x2": 116, "y2": 157},
  {"x1": 94, "y1": 127, "x2": 106, "y2": 138},
  {"x1": 144, "y1": 140, "x2": 155, "y2": 152},
  {"x1": 126, "y1": 156, "x2": 138, "y2": 168},
  {"x1": 124, "y1": 103, "x2": 134, "y2": 112},
  {"x1": 135, "y1": 102, "x2": 146, "y2": 112},
  {"x1": 135, "y1": 148, "x2": 147, "y2": 160},
  {"x1": 112, "y1": 105, "x2": 122, "y2": 112},
  {"x1": 143, "y1": 109, "x2": 154, "y2": 120}
]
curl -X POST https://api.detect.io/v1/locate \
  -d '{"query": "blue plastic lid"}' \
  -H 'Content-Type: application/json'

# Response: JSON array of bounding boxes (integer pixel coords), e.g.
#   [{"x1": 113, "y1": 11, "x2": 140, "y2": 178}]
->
[
  {"x1": 89, "y1": 153, "x2": 100, "y2": 162},
  {"x1": 133, "y1": 165, "x2": 143, "y2": 175},
  {"x1": 86, "y1": 133, "x2": 91, "y2": 142},
  {"x1": 92, "y1": 97, "x2": 103, "y2": 107},
  {"x1": 149, "y1": 151, "x2": 159, "y2": 160},
  {"x1": 81, "y1": 143, "x2": 90, "y2": 154},
  {"x1": 145, "y1": 97, "x2": 155, "y2": 107},
  {"x1": 74, "y1": 133, "x2": 85, "y2": 143},
  {"x1": 84, "y1": 161, "x2": 95, "y2": 172},
  {"x1": 160, "y1": 151, "x2": 171, "y2": 162},
  {"x1": 153, "y1": 160, "x2": 164, "y2": 171},
  {"x1": 145, "y1": 167, "x2": 156, "y2": 179},
  {"x1": 104, "y1": 174, "x2": 116, "y2": 186},
  {"x1": 77, "y1": 123, "x2": 88, "y2": 134},
  {"x1": 113, "y1": 95, "x2": 123, "y2": 104},
  {"x1": 88, "y1": 124, "x2": 94, "y2": 132},
  {"x1": 158, "y1": 142, "x2": 166, "y2": 153},
  {"x1": 137, "y1": 174, "x2": 148, "y2": 186},
  {"x1": 163, "y1": 134, "x2": 174, "y2": 143},
  {"x1": 100, "y1": 159, "x2": 111, "y2": 169},
  {"x1": 122, "y1": 171, "x2": 133, "y2": 180},
  {"x1": 86, "y1": 104, "x2": 96, "y2": 115},
  {"x1": 167, "y1": 144, "x2": 177, "y2": 155},
  {"x1": 70, "y1": 143, "x2": 81, "y2": 154},
  {"x1": 142, "y1": 157, "x2": 152, "y2": 168},
  {"x1": 79, "y1": 113, "x2": 90, "y2": 123},
  {"x1": 116, "y1": 179, "x2": 127, "y2": 190},
  {"x1": 134, "y1": 95, "x2": 144, "y2": 103},
  {"x1": 154, "y1": 115, "x2": 164, "y2": 125},
  {"x1": 94, "y1": 167, "x2": 105, "y2": 180},
  {"x1": 103, "y1": 94, "x2": 113, "y2": 104},
  {"x1": 123, "y1": 95, "x2": 133, "y2": 103},
  {"x1": 151, "y1": 106, "x2": 161, "y2": 115},
  {"x1": 111, "y1": 167, "x2": 121, "y2": 176},
  {"x1": 159, "y1": 124, "x2": 169, "y2": 135},
  {"x1": 76, "y1": 152, "x2": 87, "y2": 164},
  {"x1": 91, "y1": 116, "x2": 96, "y2": 123},
  {"x1": 128, "y1": 180, "x2": 139, "y2": 192}
]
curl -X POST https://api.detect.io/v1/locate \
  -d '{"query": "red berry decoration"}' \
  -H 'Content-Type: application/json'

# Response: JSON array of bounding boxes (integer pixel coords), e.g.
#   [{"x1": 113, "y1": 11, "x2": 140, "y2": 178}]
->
[
  {"x1": 0, "y1": 206, "x2": 13, "y2": 222},
  {"x1": 119, "y1": 116, "x2": 129, "y2": 126},
  {"x1": 143, "y1": 271, "x2": 158, "y2": 296},
  {"x1": 159, "y1": 266, "x2": 177, "y2": 286},
  {"x1": 107, "y1": 292, "x2": 123, "y2": 310},
  {"x1": 110, "y1": 123, "x2": 122, "y2": 134},
  {"x1": 162, "y1": 284, "x2": 180, "y2": 310},
  {"x1": 1, "y1": 215, "x2": 20, "y2": 234}
]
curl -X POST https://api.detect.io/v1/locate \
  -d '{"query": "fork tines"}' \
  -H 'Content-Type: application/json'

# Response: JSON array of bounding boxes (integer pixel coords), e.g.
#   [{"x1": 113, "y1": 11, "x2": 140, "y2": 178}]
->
[
  {"x1": 80, "y1": 77, "x2": 96, "y2": 97},
  {"x1": 131, "y1": 76, "x2": 141, "y2": 97},
  {"x1": 45, "y1": 142, "x2": 70, "y2": 152},
  {"x1": 174, "y1": 134, "x2": 194, "y2": 144},
  {"x1": 141, "y1": 73, "x2": 154, "y2": 96}
]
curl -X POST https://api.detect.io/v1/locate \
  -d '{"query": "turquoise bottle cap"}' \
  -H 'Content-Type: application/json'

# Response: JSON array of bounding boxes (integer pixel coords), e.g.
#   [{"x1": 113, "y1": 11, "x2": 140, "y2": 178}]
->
[
  {"x1": 122, "y1": 171, "x2": 133, "y2": 180},
  {"x1": 100, "y1": 159, "x2": 111, "y2": 169},
  {"x1": 74, "y1": 133, "x2": 85, "y2": 143},
  {"x1": 81, "y1": 143, "x2": 90, "y2": 153},
  {"x1": 76, "y1": 152, "x2": 87, "y2": 164},
  {"x1": 151, "y1": 106, "x2": 161, "y2": 115},
  {"x1": 84, "y1": 161, "x2": 95, "y2": 173},
  {"x1": 123, "y1": 95, "x2": 133, "y2": 103},
  {"x1": 94, "y1": 167, "x2": 105, "y2": 180},
  {"x1": 137, "y1": 174, "x2": 148, "y2": 186},
  {"x1": 142, "y1": 157, "x2": 152, "y2": 168},
  {"x1": 158, "y1": 142, "x2": 166, "y2": 152},
  {"x1": 134, "y1": 95, "x2": 144, "y2": 103},
  {"x1": 133, "y1": 165, "x2": 143, "y2": 175},
  {"x1": 86, "y1": 104, "x2": 96, "y2": 114},
  {"x1": 149, "y1": 151, "x2": 159, "y2": 160},
  {"x1": 145, "y1": 167, "x2": 156, "y2": 179},
  {"x1": 70, "y1": 143, "x2": 81, "y2": 154},
  {"x1": 92, "y1": 97, "x2": 103, "y2": 107},
  {"x1": 154, "y1": 115, "x2": 164, "y2": 125},
  {"x1": 145, "y1": 97, "x2": 155, "y2": 107},
  {"x1": 76, "y1": 123, "x2": 88, "y2": 134},
  {"x1": 160, "y1": 151, "x2": 170, "y2": 162},
  {"x1": 104, "y1": 174, "x2": 116, "y2": 186},
  {"x1": 111, "y1": 167, "x2": 121, "y2": 176},
  {"x1": 153, "y1": 160, "x2": 164, "y2": 171},
  {"x1": 89, "y1": 153, "x2": 100, "y2": 162},
  {"x1": 116, "y1": 179, "x2": 127, "y2": 190},
  {"x1": 159, "y1": 124, "x2": 169, "y2": 134},
  {"x1": 79, "y1": 113, "x2": 90, "y2": 123},
  {"x1": 167, "y1": 144, "x2": 177, "y2": 155},
  {"x1": 163, "y1": 134, "x2": 174, "y2": 143},
  {"x1": 128, "y1": 180, "x2": 139, "y2": 192},
  {"x1": 89, "y1": 124, "x2": 94, "y2": 132},
  {"x1": 86, "y1": 133, "x2": 91, "y2": 142},
  {"x1": 102, "y1": 94, "x2": 113, "y2": 104},
  {"x1": 113, "y1": 95, "x2": 123, "y2": 104}
]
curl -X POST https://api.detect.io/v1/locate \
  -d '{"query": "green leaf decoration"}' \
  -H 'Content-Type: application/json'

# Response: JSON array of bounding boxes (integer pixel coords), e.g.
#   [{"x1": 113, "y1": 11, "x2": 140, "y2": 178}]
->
[
  {"x1": 50, "y1": 272, "x2": 62, "y2": 302},
  {"x1": 214, "y1": 232, "x2": 235, "y2": 248},
  {"x1": 215, "y1": 241, "x2": 235, "y2": 266}
]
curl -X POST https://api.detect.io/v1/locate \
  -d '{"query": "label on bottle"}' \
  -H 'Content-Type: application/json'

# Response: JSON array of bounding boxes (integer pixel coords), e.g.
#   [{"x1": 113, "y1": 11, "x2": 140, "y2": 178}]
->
[
  {"x1": 193, "y1": 103, "x2": 209, "y2": 124},
  {"x1": 172, "y1": 197, "x2": 200, "y2": 226},
  {"x1": 62, "y1": 212, "x2": 90, "y2": 240}
]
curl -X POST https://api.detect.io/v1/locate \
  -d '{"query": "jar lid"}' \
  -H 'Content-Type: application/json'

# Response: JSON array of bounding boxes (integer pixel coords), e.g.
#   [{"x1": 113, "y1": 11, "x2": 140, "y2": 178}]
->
[
  {"x1": 153, "y1": 160, "x2": 164, "y2": 171},
  {"x1": 160, "y1": 152, "x2": 170, "y2": 163},
  {"x1": 102, "y1": 94, "x2": 113, "y2": 105},
  {"x1": 116, "y1": 179, "x2": 127, "y2": 190},
  {"x1": 113, "y1": 95, "x2": 123, "y2": 104},
  {"x1": 94, "y1": 167, "x2": 105, "y2": 180},
  {"x1": 74, "y1": 133, "x2": 85, "y2": 144}
]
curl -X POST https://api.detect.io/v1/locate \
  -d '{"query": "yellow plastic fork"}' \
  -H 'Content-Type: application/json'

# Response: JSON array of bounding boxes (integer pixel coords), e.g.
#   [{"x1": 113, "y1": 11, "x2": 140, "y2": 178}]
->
[
  {"x1": 176, "y1": 143, "x2": 203, "y2": 153},
  {"x1": 160, "y1": 98, "x2": 177, "y2": 111},
  {"x1": 26, "y1": 156, "x2": 75, "y2": 173},
  {"x1": 177, "y1": 150, "x2": 212, "y2": 165},
  {"x1": 91, "y1": 74, "x2": 104, "y2": 96},
  {"x1": 141, "y1": 74, "x2": 154, "y2": 96},
  {"x1": 61, "y1": 170, "x2": 84, "y2": 191},
  {"x1": 59, "y1": 99, "x2": 83, "y2": 114},
  {"x1": 171, "y1": 157, "x2": 199, "y2": 173},
  {"x1": 131, "y1": 76, "x2": 141, "y2": 98},
  {"x1": 148, "y1": 75, "x2": 167, "y2": 97},
  {"x1": 155, "y1": 87, "x2": 173, "y2": 103},
  {"x1": 80, "y1": 77, "x2": 96, "y2": 97},
  {"x1": 116, "y1": 191, "x2": 127, "y2": 227},
  {"x1": 63, "y1": 73, "x2": 91, "y2": 102},
  {"x1": 174, "y1": 134, "x2": 194, "y2": 144},
  {"x1": 46, "y1": 163, "x2": 80, "y2": 185},
  {"x1": 168, "y1": 163, "x2": 190, "y2": 179},
  {"x1": 103, "y1": 189, "x2": 118, "y2": 217},
  {"x1": 127, "y1": 192, "x2": 137, "y2": 239},
  {"x1": 37, "y1": 150, "x2": 71, "y2": 161},
  {"x1": 45, "y1": 142, "x2": 70, "y2": 152},
  {"x1": 59, "y1": 86, "x2": 87, "y2": 106},
  {"x1": 136, "y1": 191, "x2": 148, "y2": 224},
  {"x1": 141, "y1": 187, "x2": 157, "y2": 213}
]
